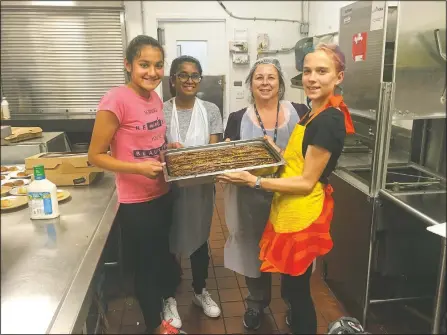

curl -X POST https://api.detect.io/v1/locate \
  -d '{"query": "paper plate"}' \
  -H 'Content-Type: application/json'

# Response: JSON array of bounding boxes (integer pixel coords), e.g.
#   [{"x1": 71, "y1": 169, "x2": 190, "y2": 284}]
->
[
  {"x1": 9, "y1": 171, "x2": 32, "y2": 179},
  {"x1": 1, "y1": 186, "x2": 12, "y2": 197},
  {"x1": 1, "y1": 196, "x2": 28, "y2": 211},
  {"x1": 9, "y1": 186, "x2": 29, "y2": 197},
  {"x1": 9, "y1": 188, "x2": 71, "y2": 202},
  {"x1": 57, "y1": 189, "x2": 71, "y2": 202}
]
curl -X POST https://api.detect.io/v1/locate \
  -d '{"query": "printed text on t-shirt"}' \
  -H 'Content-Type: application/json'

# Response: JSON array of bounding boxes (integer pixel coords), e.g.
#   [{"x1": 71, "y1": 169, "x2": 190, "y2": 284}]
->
[
  {"x1": 133, "y1": 143, "x2": 167, "y2": 158},
  {"x1": 135, "y1": 118, "x2": 163, "y2": 131}
]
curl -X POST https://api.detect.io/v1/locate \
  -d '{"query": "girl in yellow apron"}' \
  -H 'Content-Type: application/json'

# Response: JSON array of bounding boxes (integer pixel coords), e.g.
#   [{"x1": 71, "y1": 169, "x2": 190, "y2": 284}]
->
[{"x1": 218, "y1": 44, "x2": 355, "y2": 335}]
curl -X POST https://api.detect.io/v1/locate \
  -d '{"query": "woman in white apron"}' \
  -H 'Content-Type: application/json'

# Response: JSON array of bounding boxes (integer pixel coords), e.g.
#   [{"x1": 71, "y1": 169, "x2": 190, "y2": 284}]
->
[
  {"x1": 223, "y1": 57, "x2": 308, "y2": 330},
  {"x1": 162, "y1": 56, "x2": 223, "y2": 329}
]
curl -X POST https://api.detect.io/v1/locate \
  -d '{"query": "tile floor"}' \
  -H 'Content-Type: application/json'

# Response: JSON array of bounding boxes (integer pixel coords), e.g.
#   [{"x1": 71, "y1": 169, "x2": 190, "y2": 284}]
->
[{"x1": 104, "y1": 184, "x2": 366, "y2": 334}]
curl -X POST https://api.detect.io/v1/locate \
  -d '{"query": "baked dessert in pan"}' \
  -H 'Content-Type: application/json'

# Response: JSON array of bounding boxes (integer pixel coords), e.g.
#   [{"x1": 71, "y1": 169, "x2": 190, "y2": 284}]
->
[{"x1": 166, "y1": 145, "x2": 277, "y2": 178}]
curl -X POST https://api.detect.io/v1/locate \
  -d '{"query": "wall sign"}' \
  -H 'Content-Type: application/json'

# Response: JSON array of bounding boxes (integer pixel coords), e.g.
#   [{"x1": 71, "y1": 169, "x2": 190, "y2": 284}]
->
[
  {"x1": 370, "y1": 1, "x2": 385, "y2": 31},
  {"x1": 342, "y1": 7, "x2": 353, "y2": 17},
  {"x1": 352, "y1": 32, "x2": 367, "y2": 62}
]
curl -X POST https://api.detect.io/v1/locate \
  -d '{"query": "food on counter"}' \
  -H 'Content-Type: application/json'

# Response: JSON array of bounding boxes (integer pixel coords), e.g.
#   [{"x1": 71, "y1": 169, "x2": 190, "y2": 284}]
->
[
  {"x1": 3, "y1": 182, "x2": 14, "y2": 187},
  {"x1": 1, "y1": 186, "x2": 11, "y2": 196},
  {"x1": 17, "y1": 186, "x2": 28, "y2": 195},
  {"x1": 13, "y1": 180, "x2": 25, "y2": 186},
  {"x1": 17, "y1": 171, "x2": 31, "y2": 178},
  {"x1": 55, "y1": 189, "x2": 71, "y2": 202},
  {"x1": 1, "y1": 199, "x2": 12, "y2": 208},
  {"x1": 1, "y1": 175, "x2": 5, "y2": 180},
  {"x1": 166, "y1": 144, "x2": 277, "y2": 177},
  {"x1": 1, "y1": 166, "x2": 21, "y2": 173}
]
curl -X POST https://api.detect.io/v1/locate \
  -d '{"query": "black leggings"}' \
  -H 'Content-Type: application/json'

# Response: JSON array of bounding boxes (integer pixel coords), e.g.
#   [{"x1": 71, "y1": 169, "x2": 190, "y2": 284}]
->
[
  {"x1": 281, "y1": 264, "x2": 316, "y2": 334},
  {"x1": 190, "y1": 241, "x2": 210, "y2": 294},
  {"x1": 119, "y1": 192, "x2": 181, "y2": 331},
  {"x1": 167, "y1": 241, "x2": 210, "y2": 297}
]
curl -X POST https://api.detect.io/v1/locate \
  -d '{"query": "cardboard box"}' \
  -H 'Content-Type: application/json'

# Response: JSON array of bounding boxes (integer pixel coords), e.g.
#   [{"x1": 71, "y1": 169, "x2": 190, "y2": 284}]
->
[
  {"x1": 25, "y1": 152, "x2": 104, "y2": 186},
  {"x1": 5, "y1": 127, "x2": 42, "y2": 143}
]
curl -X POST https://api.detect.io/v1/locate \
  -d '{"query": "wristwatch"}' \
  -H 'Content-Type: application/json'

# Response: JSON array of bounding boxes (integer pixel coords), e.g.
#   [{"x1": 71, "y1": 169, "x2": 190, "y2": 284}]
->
[{"x1": 254, "y1": 176, "x2": 262, "y2": 190}]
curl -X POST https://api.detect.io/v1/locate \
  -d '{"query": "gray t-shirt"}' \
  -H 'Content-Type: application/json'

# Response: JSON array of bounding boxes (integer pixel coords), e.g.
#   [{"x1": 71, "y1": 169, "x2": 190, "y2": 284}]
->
[{"x1": 163, "y1": 99, "x2": 223, "y2": 141}]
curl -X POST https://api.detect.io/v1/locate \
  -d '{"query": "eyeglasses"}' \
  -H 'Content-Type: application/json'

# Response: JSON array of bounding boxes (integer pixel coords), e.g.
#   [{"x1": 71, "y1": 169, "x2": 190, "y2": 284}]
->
[{"x1": 175, "y1": 72, "x2": 202, "y2": 83}]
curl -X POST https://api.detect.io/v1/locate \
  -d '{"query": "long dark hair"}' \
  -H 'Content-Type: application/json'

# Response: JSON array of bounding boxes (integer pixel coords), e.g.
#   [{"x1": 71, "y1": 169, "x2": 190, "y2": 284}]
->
[
  {"x1": 169, "y1": 55, "x2": 203, "y2": 97},
  {"x1": 125, "y1": 35, "x2": 165, "y2": 81}
]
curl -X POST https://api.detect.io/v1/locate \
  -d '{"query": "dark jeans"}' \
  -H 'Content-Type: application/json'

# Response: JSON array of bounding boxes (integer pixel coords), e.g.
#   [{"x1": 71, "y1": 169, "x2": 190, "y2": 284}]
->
[
  {"x1": 119, "y1": 192, "x2": 180, "y2": 331},
  {"x1": 245, "y1": 272, "x2": 272, "y2": 310},
  {"x1": 281, "y1": 265, "x2": 316, "y2": 334}
]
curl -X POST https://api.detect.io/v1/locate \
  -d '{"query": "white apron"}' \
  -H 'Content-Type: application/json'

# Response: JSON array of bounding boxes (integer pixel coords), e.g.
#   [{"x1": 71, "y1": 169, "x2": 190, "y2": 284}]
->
[
  {"x1": 223, "y1": 101, "x2": 319, "y2": 278},
  {"x1": 224, "y1": 185, "x2": 273, "y2": 278},
  {"x1": 167, "y1": 98, "x2": 215, "y2": 257}
]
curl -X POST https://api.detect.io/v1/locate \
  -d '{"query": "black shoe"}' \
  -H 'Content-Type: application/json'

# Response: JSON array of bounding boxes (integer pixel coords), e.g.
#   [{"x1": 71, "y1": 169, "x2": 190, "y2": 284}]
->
[
  {"x1": 243, "y1": 308, "x2": 262, "y2": 330},
  {"x1": 285, "y1": 308, "x2": 292, "y2": 327}
]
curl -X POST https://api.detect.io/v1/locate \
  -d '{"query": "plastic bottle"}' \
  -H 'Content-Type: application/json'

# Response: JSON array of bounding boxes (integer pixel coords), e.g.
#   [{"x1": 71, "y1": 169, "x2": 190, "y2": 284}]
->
[
  {"x1": 1, "y1": 97, "x2": 10, "y2": 120},
  {"x1": 28, "y1": 165, "x2": 60, "y2": 219}
]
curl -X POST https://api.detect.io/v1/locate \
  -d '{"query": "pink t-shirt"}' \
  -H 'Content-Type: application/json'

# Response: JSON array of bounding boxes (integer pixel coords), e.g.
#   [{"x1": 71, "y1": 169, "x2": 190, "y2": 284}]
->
[{"x1": 97, "y1": 85, "x2": 169, "y2": 204}]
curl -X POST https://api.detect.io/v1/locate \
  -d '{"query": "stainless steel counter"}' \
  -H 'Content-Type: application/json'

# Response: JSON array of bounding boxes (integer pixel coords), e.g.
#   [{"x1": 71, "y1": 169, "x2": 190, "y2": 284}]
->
[
  {"x1": 337, "y1": 150, "x2": 409, "y2": 169},
  {"x1": 334, "y1": 151, "x2": 445, "y2": 225},
  {"x1": 1, "y1": 172, "x2": 117, "y2": 334},
  {"x1": 333, "y1": 151, "x2": 410, "y2": 194},
  {"x1": 379, "y1": 190, "x2": 446, "y2": 226}
]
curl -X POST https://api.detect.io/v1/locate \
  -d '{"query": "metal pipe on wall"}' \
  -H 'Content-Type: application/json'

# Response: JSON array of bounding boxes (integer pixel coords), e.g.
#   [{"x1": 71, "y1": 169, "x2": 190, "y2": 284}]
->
[
  {"x1": 301, "y1": 0, "x2": 305, "y2": 24},
  {"x1": 217, "y1": 1, "x2": 304, "y2": 24},
  {"x1": 140, "y1": 0, "x2": 146, "y2": 35},
  {"x1": 300, "y1": 0, "x2": 309, "y2": 36}
]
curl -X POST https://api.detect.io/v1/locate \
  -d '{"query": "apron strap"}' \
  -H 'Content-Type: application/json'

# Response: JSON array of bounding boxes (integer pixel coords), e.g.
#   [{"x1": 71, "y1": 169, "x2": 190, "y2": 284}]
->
[{"x1": 300, "y1": 95, "x2": 355, "y2": 134}]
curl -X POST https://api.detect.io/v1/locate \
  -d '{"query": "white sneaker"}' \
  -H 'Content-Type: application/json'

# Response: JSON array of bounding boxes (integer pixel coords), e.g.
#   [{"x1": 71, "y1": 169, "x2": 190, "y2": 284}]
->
[
  {"x1": 192, "y1": 289, "x2": 221, "y2": 318},
  {"x1": 163, "y1": 297, "x2": 182, "y2": 329}
]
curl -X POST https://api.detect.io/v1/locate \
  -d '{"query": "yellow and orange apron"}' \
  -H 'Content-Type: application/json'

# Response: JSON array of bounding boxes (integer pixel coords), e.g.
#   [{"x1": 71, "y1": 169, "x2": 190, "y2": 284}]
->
[{"x1": 259, "y1": 95, "x2": 355, "y2": 276}]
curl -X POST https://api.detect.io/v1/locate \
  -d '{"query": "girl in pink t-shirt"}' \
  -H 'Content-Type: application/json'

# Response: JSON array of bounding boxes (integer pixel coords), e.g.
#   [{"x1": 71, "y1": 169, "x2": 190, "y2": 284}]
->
[{"x1": 88, "y1": 35, "x2": 183, "y2": 335}]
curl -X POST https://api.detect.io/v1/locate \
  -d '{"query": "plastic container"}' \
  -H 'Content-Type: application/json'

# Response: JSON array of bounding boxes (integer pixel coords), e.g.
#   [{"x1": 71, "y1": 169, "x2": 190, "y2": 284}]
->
[
  {"x1": 27, "y1": 165, "x2": 60, "y2": 219},
  {"x1": 1, "y1": 97, "x2": 10, "y2": 120}
]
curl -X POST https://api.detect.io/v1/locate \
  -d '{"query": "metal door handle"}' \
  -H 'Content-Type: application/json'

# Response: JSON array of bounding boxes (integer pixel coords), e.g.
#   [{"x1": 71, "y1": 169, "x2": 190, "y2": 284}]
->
[
  {"x1": 434, "y1": 29, "x2": 446, "y2": 61},
  {"x1": 434, "y1": 29, "x2": 446, "y2": 104}
]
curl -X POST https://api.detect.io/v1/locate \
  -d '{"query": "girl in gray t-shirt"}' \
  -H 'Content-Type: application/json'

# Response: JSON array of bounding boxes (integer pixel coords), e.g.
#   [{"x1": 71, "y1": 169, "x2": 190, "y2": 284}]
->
[{"x1": 161, "y1": 56, "x2": 223, "y2": 328}]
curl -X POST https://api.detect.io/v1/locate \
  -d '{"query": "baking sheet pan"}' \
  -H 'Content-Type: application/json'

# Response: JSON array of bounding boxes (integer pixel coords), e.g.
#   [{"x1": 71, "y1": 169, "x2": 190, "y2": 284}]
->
[{"x1": 162, "y1": 138, "x2": 285, "y2": 187}]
